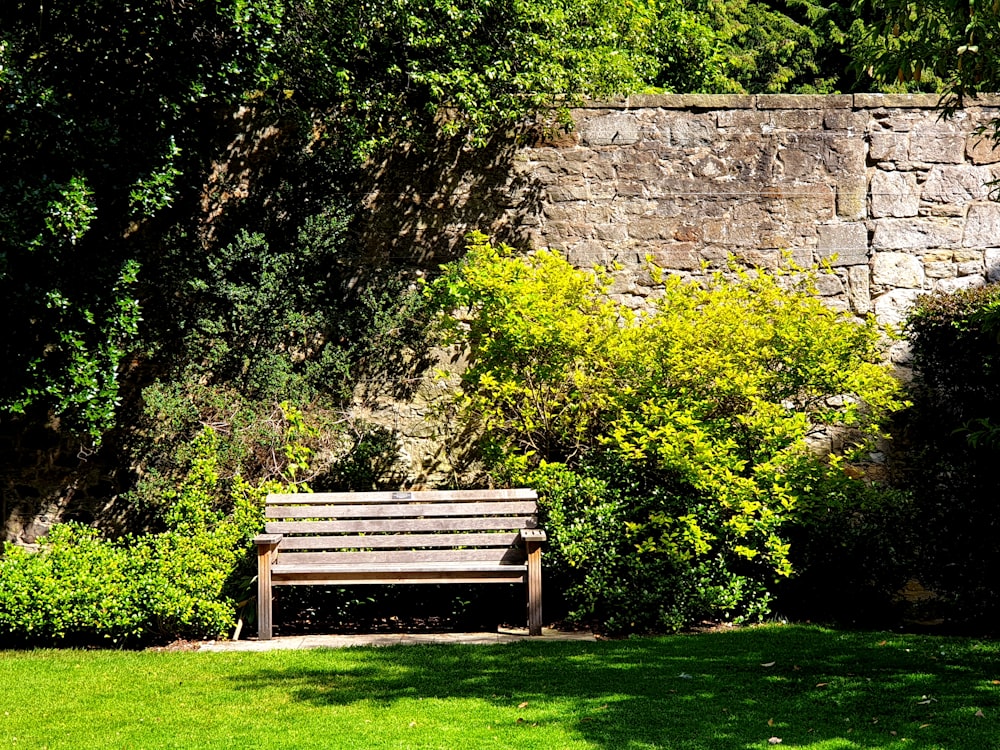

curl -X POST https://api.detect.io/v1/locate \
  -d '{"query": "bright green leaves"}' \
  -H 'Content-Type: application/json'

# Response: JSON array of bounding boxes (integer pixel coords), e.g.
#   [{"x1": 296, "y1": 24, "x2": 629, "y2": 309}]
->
[
  {"x1": 0, "y1": 410, "x2": 313, "y2": 645},
  {"x1": 853, "y1": 0, "x2": 999, "y2": 103},
  {"x1": 429, "y1": 235, "x2": 906, "y2": 631}
]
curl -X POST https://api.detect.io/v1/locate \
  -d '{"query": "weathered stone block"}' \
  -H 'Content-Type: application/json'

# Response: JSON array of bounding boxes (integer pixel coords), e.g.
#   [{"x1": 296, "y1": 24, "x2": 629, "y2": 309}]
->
[
  {"x1": 985, "y1": 248, "x2": 1000, "y2": 281},
  {"x1": 586, "y1": 222, "x2": 624, "y2": 242},
  {"x1": 547, "y1": 184, "x2": 590, "y2": 202},
  {"x1": 824, "y1": 110, "x2": 868, "y2": 131},
  {"x1": 871, "y1": 218, "x2": 964, "y2": 250},
  {"x1": 923, "y1": 261, "x2": 957, "y2": 279},
  {"x1": 921, "y1": 250, "x2": 954, "y2": 263},
  {"x1": 647, "y1": 243, "x2": 701, "y2": 270},
  {"x1": 967, "y1": 133, "x2": 1000, "y2": 164},
  {"x1": 921, "y1": 164, "x2": 993, "y2": 205},
  {"x1": 579, "y1": 113, "x2": 640, "y2": 146},
  {"x1": 616, "y1": 180, "x2": 647, "y2": 197},
  {"x1": 935, "y1": 275, "x2": 985, "y2": 293},
  {"x1": 963, "y1": 202, "x2": 1000, "y2": 247},
  {"x1": 817, "y1": 223, "x2": 869, "y2": 266},
  {"x1": 910, "y1": 121, "x2": 966, "y2": 163},
  {"x1": 670, "y1": 116, "x2": 715, "y2": 147},
  {"x1": 565, "y1": 240, "x2": 619, "y2": 266},
  {"x1": 689, "y1": 154, "x2": 728, "y2": 178},
  {"x1": 872, "y1": 252, "x2": 925, "y2": 288},
  {"x1": 954, "y1": 249, "x2": 984, "y2": 263},
  {"x1": 837, "y1": 180, "x2": 867, "y2": 219},
  {"x1": 629, "y1": 219, "x2": 673, "y2": 241},
  {"x1": 827, "y1": 137, "x2": 868, "y2": 174},
  {"x1": 958, "y1": 259, "x2": 984, "y2": 275},
  {"x1": 717, "y1": 110, "x2": 770, "y2": 130},
  {"x1": 873, "y1": 288, "x2": 924, "y2": 328},
  {"x1": 770, "y1": 110, "x2": 826, "y2": 130},
  {"x1": 630, "y1": 94, "x2": 754, "y2": 110},
  {"x1": 847, "y1": 265, "x2": 871, "y2": 313},
  {"x1": 870, "y1": 170, "x2": 919, "y2": 217},
  {"x1": 815, "y1": 273, "x2": 845, "y2": 296},
  {"x1": 779, "y1": 145, "x2": 823, "y2": 179},
  {"x1": 868, "y1": 132, "x2": 909, "y2": 161},
  {"x1": 783, "y1": 184, "x2": 836, "y2": 221}
]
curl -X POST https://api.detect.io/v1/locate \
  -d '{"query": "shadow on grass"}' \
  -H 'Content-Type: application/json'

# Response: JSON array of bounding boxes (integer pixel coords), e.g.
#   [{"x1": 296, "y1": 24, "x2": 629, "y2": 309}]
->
[{"x1": 231, "y1": 626, "x2": 1000, "y2": 749}]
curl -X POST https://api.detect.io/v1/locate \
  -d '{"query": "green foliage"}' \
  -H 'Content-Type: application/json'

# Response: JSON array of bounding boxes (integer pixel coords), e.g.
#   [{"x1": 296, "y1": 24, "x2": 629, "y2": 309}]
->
[
  {"x1": 700, "y1": 0, "x2": 862, "y2": 93},
  {"x1": 899, "y1": 286, "x2": 1000, "y2": 626},
  {"x1": 0, "y1": 416, "x2": 314, "y2": 645},
  {"x1": 0, "y1": 1, "x2": 286, "y2": 440},
  {"x1": 428, "y1": 234, "x2": 906, "y2": 631},
  {"x1": 852, "y1": 0, "x2": 989, "y2": 100}
]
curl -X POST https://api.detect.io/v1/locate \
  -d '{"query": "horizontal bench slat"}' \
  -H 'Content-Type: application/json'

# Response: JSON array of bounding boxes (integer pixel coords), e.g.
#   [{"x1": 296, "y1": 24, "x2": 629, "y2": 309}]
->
[
  {"x1": 275, "y1": 549, "x2": 525, "y2": 565},
  {"x1": 273, "y1": 570, "x2": 528, "y2": 585},
  {"x1": 265, "y1": 517, "x2": 537, "y2": 534},
  {"x1": 278, "y1": 532, "x2": 521, "y2": 551},
  {"x1": 266, "y1": 489, "x2": 538, "y2": 505},
  {"x1": 265, "y1": 501, "x2": 537, "y2": 520}
]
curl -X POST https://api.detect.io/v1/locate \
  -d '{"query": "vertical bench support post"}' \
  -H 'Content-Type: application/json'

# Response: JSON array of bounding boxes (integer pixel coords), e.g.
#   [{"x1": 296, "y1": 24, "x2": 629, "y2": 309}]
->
[
  {"x1": 254, "y1": 534, "x2": 282, "y2": 640},
  {"x1": 522, "y1": 529, "x2": 546, "y2": 636}
]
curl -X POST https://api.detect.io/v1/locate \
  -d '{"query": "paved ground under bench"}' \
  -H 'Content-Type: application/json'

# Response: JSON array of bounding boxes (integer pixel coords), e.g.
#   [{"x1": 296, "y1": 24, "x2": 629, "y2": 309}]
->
[{"x1": 198, "y1": 628, "x2": 595, "y2": 651}]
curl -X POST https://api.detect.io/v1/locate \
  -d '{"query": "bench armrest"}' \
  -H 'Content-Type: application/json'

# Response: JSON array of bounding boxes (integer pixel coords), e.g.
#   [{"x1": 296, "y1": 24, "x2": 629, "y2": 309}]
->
[
  {"x1": 253, "y1": 533, "x2": 283, "y2": 546},
  {"x1": 520, "y1": 528, "x2": 546, "y2": 543}
]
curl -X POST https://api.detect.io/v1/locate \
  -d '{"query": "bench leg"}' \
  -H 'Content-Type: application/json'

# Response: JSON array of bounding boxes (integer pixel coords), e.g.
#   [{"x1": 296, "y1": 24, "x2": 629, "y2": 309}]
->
[
  {"x1": 526, "y1": 542, "x2": 543, "y2": 636},
  {"x1": 257, "y1": 545, "x2": 274, "y2": 640}
]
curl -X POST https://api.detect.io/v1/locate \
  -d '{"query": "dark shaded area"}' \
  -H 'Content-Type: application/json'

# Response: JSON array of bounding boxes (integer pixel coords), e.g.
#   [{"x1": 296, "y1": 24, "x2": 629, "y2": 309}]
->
[
  {"x1": 894, "y1": 286, "x2": 1000, "y2": 630},
  {"x1": 355, "y1": 127, "x2": 545, "y2": 266},
  {"x1": 267, "y1": 584, "x2": 541, "y2": 637}
]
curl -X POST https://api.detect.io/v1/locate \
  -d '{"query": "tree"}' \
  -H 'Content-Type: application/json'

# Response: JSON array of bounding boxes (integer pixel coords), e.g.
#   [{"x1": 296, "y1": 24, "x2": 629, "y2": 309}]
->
[
  {"x1": 853, "y1": 0, "x2": 997, "y2": 107},
  {"x1": 0, "y1": 0, "x2": 285, "y2": 440}
]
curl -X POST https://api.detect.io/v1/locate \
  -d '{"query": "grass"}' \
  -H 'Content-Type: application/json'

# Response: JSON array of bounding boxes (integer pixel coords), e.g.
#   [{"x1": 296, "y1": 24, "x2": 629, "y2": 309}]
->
[{"x1": 2, "y1": 625, "x2": 999, "y2": 749}]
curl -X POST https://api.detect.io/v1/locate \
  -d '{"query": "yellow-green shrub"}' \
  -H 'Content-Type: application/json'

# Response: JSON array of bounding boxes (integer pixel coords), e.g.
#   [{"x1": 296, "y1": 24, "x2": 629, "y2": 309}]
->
[{"x1": 428, "y1": 234, "x2": 906, "y2": 631}]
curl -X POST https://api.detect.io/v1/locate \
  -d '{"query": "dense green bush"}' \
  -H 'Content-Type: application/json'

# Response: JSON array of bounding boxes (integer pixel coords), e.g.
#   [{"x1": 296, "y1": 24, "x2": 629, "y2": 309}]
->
[
  {"x1": 900, "y1": 286, "x2": 1000, "y2": 627},
  {"x1": 0, "y1": 426, "x2": 301, "y2": 645},
  {"x1": 428, "y1": 234, "x2": 906, "y2": 632}
]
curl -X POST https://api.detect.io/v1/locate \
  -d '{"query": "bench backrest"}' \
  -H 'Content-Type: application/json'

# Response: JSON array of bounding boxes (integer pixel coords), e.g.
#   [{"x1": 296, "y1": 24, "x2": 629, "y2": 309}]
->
[{"x1": 264, "y1": 489, "x2": 540, "y2": 567}]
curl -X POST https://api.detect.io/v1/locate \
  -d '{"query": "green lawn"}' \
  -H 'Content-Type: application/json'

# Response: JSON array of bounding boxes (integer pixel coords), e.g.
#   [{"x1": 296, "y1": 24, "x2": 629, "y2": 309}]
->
[{"x1": 2, "y1": 625, "x2": 999, "y2": 749}]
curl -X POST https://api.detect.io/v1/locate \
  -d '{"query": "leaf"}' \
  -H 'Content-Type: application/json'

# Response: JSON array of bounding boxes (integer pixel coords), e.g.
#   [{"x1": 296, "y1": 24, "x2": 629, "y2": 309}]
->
[
  {"x1": 976, "y1": 709, "x2": 985, "y2": 717},
  {"x1": 768, "y1": 718, "x2": 775, "y2": 727},
  {"x1": 761, "y1": 661, "x2": 776, "y2": 668},
  {"x1": 816, "y1": 682, "x2": 829, "y2": 688},
  {"x1": 518, "y1": 702, "x2": 529, "y2": 709}
]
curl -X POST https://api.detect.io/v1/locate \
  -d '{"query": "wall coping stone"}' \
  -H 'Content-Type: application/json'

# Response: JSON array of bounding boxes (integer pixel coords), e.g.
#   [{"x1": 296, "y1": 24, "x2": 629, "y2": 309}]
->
[
  {"x1": 572, "y1": 93, "x2": 1000, "y2": 112},
  {"x1": 757, "y1": 94, "x2": 853, "y2": 109}
]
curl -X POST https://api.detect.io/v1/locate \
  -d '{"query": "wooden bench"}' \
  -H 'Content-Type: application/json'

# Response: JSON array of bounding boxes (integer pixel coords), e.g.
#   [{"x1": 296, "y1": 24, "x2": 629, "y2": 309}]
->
[{"x1": 253, "y1": 489, "x2": 545, "y2": 639}]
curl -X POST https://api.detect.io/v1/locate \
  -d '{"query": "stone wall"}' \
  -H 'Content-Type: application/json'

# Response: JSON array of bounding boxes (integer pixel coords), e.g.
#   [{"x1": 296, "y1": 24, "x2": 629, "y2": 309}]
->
[
  {"x1": 355, "y1": 93, "x2": 1000, "y2": 482},
  {"x1": 369, "y1": 93, "x2": 1000, "y2": 333},
  {"x1": 517, "y1": 95, "x2": 1000, "y2": 327}
]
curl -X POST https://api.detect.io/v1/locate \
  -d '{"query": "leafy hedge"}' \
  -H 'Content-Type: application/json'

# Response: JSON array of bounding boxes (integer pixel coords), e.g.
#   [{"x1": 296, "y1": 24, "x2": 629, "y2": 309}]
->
[
  {"x1": 901, "y1": 285, "x2": 1000, "y2": 627},
  {"x1": 0, "y1": 424, "x2": 303, "y2": 646},
  {"x1": 428, "y1": 234, "x2": 907, "y2": 632}
]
